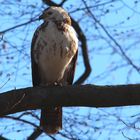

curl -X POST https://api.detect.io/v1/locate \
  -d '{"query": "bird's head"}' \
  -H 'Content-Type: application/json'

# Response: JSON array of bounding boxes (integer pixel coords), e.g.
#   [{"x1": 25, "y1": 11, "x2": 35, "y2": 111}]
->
[{"x1": 39, "y1": 6, "x2": 71, "y2": 25}]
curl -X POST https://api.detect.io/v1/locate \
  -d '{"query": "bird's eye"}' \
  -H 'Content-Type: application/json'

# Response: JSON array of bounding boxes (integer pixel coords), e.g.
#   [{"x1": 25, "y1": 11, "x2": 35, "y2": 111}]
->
[{"x1": 47, "y1": 12, "x2": 52, "y2": 15}]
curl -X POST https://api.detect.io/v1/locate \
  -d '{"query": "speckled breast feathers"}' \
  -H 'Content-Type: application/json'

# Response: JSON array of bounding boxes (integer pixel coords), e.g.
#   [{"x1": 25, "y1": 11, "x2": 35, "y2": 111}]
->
[{"x1": 32, "y1": 7, "x2": 78, "y2": 85}]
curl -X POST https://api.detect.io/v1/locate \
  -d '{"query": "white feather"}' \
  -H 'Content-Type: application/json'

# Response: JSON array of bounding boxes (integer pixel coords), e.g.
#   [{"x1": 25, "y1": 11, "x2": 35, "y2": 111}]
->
[{"x1": 33, "y1": 20, "x2": 78, "y2": 84}]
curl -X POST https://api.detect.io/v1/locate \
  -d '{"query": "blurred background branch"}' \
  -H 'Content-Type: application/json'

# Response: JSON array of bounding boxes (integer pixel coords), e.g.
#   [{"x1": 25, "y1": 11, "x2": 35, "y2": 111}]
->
[{"x1": 0, "y1": 0, "x2": 140, "y2": 139}]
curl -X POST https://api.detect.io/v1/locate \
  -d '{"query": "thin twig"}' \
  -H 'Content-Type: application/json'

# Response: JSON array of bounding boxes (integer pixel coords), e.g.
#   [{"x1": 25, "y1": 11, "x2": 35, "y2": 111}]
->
[
  {"x1": 82, "y1": 0, "x2": 140, "y2": 73},
  {"x1": 4, "y1": 116, "x2": 40, "y2": 128},
  {"x1": 0, "y1": 18, "x2": 39, "y2": 35},
  {"x1": 0, "y1": 78, "x2": 10, "y2": 89}
]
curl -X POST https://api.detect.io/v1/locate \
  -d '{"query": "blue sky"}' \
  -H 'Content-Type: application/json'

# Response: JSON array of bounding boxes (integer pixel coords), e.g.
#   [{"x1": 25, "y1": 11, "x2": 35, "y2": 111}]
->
[{"x1": 0, "y1": 0, "x2": 140, "y2": 139}]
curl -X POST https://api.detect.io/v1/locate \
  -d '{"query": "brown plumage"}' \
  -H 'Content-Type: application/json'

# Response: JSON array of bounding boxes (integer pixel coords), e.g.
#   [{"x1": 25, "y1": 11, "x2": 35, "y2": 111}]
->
[{"x1": 31, "y1": 6, "x2": 78, "y2": 134}]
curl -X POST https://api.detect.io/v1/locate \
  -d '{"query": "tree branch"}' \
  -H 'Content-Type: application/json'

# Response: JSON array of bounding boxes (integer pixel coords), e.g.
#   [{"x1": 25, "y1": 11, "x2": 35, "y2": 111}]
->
[
  {"x1": 0, "y1": 84, "x2": 140, "y2": 116},
  {"x1": 82, "y1": 0, "x2": 140, "y2": 73},
  {"x1": 71, "y1": 18, "x2": 91, "y2": 84},
  {"x1": 0, "y1": 18, "x2": 38, "y2": 35},
  {"x1": 27, "y1": 128, "x2": 43, "y2": 140}
]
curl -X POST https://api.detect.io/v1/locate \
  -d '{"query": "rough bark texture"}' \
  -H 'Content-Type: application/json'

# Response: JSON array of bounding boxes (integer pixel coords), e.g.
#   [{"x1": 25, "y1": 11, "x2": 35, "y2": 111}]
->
[{"x1": 0, "y1": 84, "x2": 140, "y2": 116}]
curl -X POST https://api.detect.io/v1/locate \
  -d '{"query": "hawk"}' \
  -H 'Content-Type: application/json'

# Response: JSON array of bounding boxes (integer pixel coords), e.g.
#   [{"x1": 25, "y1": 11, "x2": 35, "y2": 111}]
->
[{"x1": 31, "y1": 6, "x2": 78, "y2": 134}]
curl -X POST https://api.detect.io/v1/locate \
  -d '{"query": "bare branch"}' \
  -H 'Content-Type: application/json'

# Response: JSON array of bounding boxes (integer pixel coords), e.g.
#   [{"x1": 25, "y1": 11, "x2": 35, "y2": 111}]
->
[
  {"x1": 27, "y1": 128, "x2": 43, "y2": 140},
  {"x1": 70, "y1": 0, "x2": 120, "y2": 13},
  {"x1": 4, "y1": 115, "x2": 39, "y2": 128},
  {"x1": 82, "y1": 0, "x2": 140, "y2": 73},
  {"x1": 42, "y1": 0, "x2": 58, "y2": 6},
  {"x1": 72, "y1": 18, "x2": 91, "y2": 85},
  {"x1": 0, "y1": 18, "x2": 38, "y2": 35},
  {"x1": 59, "y1": 0, "x2": 68, "y2": 6},
  {"x1": 0, "y1": 84, "x2": 140, "y2": 116}
]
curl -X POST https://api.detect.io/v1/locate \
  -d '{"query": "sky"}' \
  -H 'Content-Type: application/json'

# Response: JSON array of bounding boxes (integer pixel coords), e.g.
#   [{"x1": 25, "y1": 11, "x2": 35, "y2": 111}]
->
[{"x1": 0, "y1": 0, "x2": 140, "y2": 139}]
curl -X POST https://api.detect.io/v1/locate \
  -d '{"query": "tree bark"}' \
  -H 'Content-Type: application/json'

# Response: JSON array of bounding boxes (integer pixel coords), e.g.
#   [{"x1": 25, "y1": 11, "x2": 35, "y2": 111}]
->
[{"x1": 0, "y1": 84, "x2": 140, "y2": 116}]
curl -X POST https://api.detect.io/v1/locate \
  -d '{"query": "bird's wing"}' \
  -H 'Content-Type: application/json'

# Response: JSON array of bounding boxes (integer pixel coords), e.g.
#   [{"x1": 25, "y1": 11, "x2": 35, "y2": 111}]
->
[
  {"x1": 63, "y1": 49, "x2": 78, "y2": 85},
  {"x1": 31, "y1": 26, "x2": 41, "y2": 87}
]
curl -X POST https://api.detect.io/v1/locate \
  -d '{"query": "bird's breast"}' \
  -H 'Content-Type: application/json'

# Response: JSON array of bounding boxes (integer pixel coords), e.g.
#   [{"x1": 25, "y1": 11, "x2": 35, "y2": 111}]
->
[{"x1": 33, "y1": 22, "x2": 78, "y2": 84}]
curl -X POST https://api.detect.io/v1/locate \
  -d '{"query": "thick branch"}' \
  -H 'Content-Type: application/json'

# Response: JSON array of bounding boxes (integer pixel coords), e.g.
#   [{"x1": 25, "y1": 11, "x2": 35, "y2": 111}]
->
[
  {"x1": 0, "y1": 84, "x2": 140, "y2": 116},
  {"x1": 72, "y1": 18, "x2": 91, "y2": 85}
]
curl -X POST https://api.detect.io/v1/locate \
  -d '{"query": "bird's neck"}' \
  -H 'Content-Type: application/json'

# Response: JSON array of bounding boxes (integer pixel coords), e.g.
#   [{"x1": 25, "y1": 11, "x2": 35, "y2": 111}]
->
[{"x1": 53, "y1": 20, "x2": 67, "y2": 32}]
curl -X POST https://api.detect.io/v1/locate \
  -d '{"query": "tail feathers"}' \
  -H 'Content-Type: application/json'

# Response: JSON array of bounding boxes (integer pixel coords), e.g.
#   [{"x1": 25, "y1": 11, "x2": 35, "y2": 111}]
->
[{"x1": 40, "y1": 107, "x2": 62, "y2": 134}]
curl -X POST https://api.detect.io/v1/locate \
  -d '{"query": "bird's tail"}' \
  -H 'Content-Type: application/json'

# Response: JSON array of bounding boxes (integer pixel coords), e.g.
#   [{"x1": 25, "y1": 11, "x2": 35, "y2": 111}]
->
[{"x1": 40, "y1": 107, "x2": 62, "y2": 134}]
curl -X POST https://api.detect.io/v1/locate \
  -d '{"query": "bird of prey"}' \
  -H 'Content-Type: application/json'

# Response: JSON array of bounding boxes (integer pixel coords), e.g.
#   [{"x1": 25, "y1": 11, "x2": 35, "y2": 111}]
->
[{"x1": 31, "y1": 6, "x2": 78, "y2": 134}]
